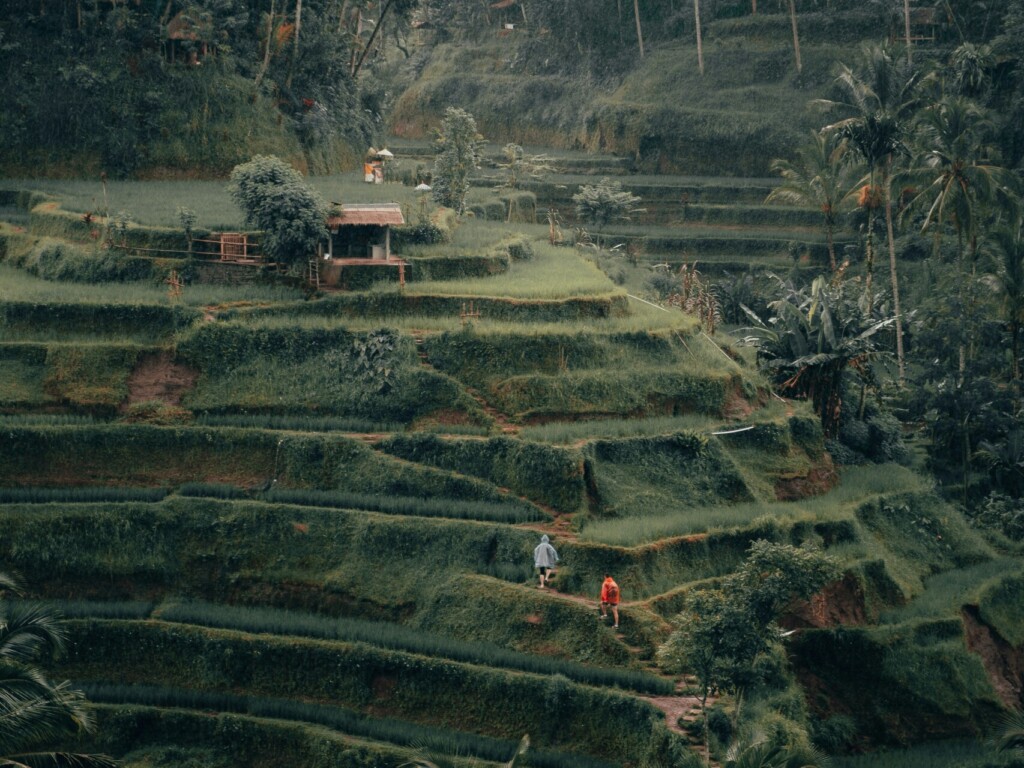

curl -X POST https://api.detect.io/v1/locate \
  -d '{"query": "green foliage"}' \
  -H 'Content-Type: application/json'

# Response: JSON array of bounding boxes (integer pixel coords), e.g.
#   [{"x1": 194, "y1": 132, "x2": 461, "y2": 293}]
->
[
  {"x1": 432, "y1": 108, "x2": 483, "y2": 215},
  {"x1": 83, "y1": 695, "x2": 613, "y2": 768},
  {"x1": 0, "y1": 487, "x2": 169, "y2": 504},
  {"x1": 227, "y1": 156, "x2": 328, "y2": 269},
  {"x1": 379, "y1": 434, "x2": 585, "y2": 512},
  {"x1": 62, "y1": 619, "x2": 663, "y2": 764},
  {"x1": 127, "y1": 600, "x2": 668, "y2": 694},
  {"x1": 791, "y1": 622, "x2": 1005, "y2": 745},
  {"x1": 572, "y1": 178, "x2": 643, "y2": 231},
  {"x1": 0, "y1": 573, "x2": 117, "y2": 767}
]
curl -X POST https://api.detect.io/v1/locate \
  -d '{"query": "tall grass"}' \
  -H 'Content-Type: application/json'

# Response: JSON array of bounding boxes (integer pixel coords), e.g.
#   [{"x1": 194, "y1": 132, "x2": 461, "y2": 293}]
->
[
  {"x1": 81, "y1": 683, "x2": 618, "y2": 768},
  {"x1": 263, "y1": 488, "x2": 546, "y2": 524},
  {"x1": 406, "y1": 241, "x2": 618, "y2": 299},
  {"x1": 195, "y1": 413, "x2": 403, "y2": 433},
  {"x1": 6, "y1": 174, "x2": 423, "y2": 228},
  {"x1": 0, "y1": 263, "x2": 303, "y2": 306},
  {"x1": 150, "y1": 600, "x2": 673, "y2": 695},
  {"x1": 878, "y1": 558, "x2": 1019, "y2": 625},
  {"x1": 580, "y1": 465, "x2": 931, "y2": 546},
  {"x1": 831, "y1": 739, "x2": 1004, "y2": 768},
  {"x1": 0, "y1": 487, "x2": 169, "y2": 504},
  {"x1": 0, "y1": 413, "x2": 102, "y2": 426}
]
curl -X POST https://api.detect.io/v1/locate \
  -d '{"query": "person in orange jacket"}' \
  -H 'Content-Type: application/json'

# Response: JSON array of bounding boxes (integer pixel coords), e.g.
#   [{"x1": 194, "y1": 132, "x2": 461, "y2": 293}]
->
[{"x1": 600, "y1": 574, "x2": 620, "y2": 629}]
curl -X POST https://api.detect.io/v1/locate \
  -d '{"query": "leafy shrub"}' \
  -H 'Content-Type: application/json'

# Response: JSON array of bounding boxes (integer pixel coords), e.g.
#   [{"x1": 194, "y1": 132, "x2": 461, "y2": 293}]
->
[
  {"x1": 970, "y1": 493, "x2": 1024, "y2": 541},
  {"x1": 810, "y1": 714, "x2": 858, "y2": 753}
]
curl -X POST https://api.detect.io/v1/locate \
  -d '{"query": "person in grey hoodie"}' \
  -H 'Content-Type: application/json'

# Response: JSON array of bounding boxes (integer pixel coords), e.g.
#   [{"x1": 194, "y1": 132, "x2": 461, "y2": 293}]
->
[{"x1": 533, "y1": 534, "x2": 559, "y2": 589}]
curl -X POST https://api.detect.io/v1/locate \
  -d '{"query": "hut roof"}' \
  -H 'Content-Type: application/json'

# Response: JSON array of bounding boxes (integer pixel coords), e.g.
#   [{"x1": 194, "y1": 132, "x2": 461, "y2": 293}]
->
[
  {"x1": 167, "y1": 11, "x2": 212, "y2": 40},
  {"x1": 327, "y1": 203, "x2": 405, "y2": 227},
  {"x1": 490, "y1": 0, "x2": 517, "y2": 8}
]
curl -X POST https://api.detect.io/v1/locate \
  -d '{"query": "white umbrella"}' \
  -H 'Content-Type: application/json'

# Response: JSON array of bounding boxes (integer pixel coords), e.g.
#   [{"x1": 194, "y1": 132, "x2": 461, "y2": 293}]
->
[
  {"x1": 415, "y1": 183, "x2": 432, "y2": 192},
  {"x1": 377, "y1": 148, "x2": 395, "y2": 158}
]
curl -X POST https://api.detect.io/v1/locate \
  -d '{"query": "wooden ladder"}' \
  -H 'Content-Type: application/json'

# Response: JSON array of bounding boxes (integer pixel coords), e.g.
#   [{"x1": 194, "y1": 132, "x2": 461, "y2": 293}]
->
[{"x1": 308, "y1": 254, "x2": 320, "y2": 289}]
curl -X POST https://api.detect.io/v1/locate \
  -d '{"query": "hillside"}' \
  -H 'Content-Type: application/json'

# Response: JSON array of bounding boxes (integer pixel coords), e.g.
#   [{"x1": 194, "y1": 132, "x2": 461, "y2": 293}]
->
[
  {"x1": 1, "y1": 158, "x2": 1023, "y2": 767},
  {"x1": 3, "y1": 0, "x2": 1024, "y2": 766}
]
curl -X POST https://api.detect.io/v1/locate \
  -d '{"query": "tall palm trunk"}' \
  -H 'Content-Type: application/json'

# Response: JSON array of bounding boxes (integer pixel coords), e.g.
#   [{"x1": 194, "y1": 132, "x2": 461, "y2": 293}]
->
[
  {"x1": 285, "y1": 0, "x2": 302, "y2": 89},
  {"x1": 903, "y1": 0, "x2": 913, "y2": 63},
  {"x1": 693, "y1": 0, "x2": 704, "y2": 76},
  {"x1": 787, "y1": 0, "x2": 802, "y2": 74},
  {"x1": 255, "y1": 0, "x2": 276, "y2": 88},
  {"x1": 882, "y1": 159, "x2": 905, "y2": 385},
  {"x1": 633, "y1": 0, "x2": 645, "y2": 58}
]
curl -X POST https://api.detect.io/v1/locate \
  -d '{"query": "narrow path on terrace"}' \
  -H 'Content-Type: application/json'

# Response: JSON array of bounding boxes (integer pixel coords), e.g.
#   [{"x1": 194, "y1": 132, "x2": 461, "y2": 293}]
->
[{"x1": 411, "y1": 330, "x2": 520, "y2": 436}]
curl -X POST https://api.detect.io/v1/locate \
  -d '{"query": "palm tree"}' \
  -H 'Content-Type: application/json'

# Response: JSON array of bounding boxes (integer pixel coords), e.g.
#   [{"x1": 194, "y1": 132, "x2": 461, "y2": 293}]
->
[
  {"x1": 998, "y1": 710, "x2": 1024, "y2": 754},
  {"x1": 693, "y1": 0, "x2": 704, "y2": 76},
  {"x1": 982, "y1": 214, "x2": 1024, "y2": 381},
  {"x1": 819, "y1": 43, "x2": 921, "y2": 385},
  {"x1": 0, "y1": 573, "x2": 118, "y2": 768},
  {"x1": 767, "y1": 130, "x2": 855, "y2": 272},
  {"x1": 906, "y1": 96, "x2": 1018, "y2": 381},
  {"x1": 724, "y1": 734, "x2": 829, "y2": 768}
]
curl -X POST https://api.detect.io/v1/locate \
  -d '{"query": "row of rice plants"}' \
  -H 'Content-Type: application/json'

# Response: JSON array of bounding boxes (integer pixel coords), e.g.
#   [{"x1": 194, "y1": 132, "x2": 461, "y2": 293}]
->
[
  {"x1": 0, "y1": 413, "x2": 101, "y2": 425},
  {"x1": 579, "y1": 465, "x2": 930, "y2": 546},
  {"x1": 263, "y1": 487, "x2": 547, "y2": 524},
  {"x1": 195, "y1": 412, "x2": 404, "y2": 433},
  {"x1": 0, "y1": 486, "x2": 170, "y2": 504},
  {"x1": 81, "y1": 683, "x2": 618, "y2": 768},
  {"x1": 152, "y1": 600, "x2": 672, "y2": 694}
]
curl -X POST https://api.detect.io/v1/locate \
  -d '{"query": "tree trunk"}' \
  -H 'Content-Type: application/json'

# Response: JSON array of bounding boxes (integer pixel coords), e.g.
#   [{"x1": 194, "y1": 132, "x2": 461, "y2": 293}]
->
[
  {"x1": 694, "y1": 0, "x2": 704, "y2": 76},
  {"x1": 1012, "y1": 317, "x2": 1021, "y2": 381},
  {"x1": 285, "y1": 0, "x2": 302, "y2": 89},
  {"x1": 883, "y1": 160, "x2": 905, "y2": 386},
  {"x1": 352, "y1": 0, "x2": 396, "y2": 76},
  {"x1": 633, "y1": 0, "x2": 645, "y2": 58},
  {"x1": 255, "y1": 0, "x2": 276, "y2": 88},
  {"x1": 751, "y1": 0, "x2": 757, "y2": 13},
  {"x1": 787, "y1": 0, "x2": 802, "y2": 74},
  {"x1": 826, "y1": 219, "x2": 837, "y2": 272},
  {"x1": 903, "y1": 0, "x2": 913, "y2": 64}
]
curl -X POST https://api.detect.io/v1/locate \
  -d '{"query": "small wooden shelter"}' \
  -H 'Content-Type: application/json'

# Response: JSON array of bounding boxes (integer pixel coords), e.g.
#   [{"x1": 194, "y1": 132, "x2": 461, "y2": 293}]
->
[
  {"x1": 166, "y1": 11, "x2": 213, "y2": 65},
  {"x1": 490, "y1": 0, "x2": 526, "y2": 31},
  {"x1": 318, "y1": 203, "x2": 408, "y2": 288},
  {"x1": 324, "y1": 203, "x2": 404, "y2": 260}
]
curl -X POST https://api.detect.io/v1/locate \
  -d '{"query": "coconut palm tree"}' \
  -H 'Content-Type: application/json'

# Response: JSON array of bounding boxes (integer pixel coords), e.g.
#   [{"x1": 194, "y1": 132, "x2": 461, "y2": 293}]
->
[
  {"x1": 767, "y1": 130, "x2": 855, "y2": 272},
  {"x1": 0, "y1": 572, "x2": 118, "y2": 768},
  {"x1": 906, "y1": 96, "x2": 1018, "y2": 381},
  {"x1": 819, "y1": 43, "x2": 921, "y2": 385}
]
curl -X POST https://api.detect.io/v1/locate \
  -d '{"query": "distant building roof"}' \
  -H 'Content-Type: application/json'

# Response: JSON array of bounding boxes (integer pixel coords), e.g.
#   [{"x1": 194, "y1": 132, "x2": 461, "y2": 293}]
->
[
  {"x1": 490, "y1": 0, "x2": 517, "y2": 8},
  {"x1": 327, "y1": 203, "x2": 405, "y2": 227},
  {"x1": 166, "y1": 11, "x2": 212, "y2": 40}
]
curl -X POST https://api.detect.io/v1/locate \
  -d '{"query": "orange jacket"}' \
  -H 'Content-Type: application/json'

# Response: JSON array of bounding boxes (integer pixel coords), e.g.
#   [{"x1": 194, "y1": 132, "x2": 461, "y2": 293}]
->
[{"x1": 601, "y1": 577, "x2": 620, "y2": 604}]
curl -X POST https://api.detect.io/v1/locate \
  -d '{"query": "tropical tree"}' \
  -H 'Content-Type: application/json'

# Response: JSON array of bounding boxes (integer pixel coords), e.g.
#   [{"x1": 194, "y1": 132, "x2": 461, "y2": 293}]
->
[
  {"x1": 657, "y1": 542, "x2": 840, "y2": 766},
  {"x1": 0, "y1": 572, "x2": 118, "y2": 768},
  {"x1": 739, "y1": 274, "x2": 893, "y2": 437},
  {"x1": 819, "y1": 43, "x2": 921, "y2": 385},
  {"x1": 767, "y1": 130, "x2": 855, "y2": 272},
  {"x1": 431, "y1": 107, "x2": 483, "y2": 216},
  {"x1": 905, "y1": 96, "x2": 1017, "y2": 381},
  {"x1": 227, "y1": 155, "x2": 328, "y2": 271},
  {"x1": 572, "y1": 177, "x2": 643, "y2": 247},
  {"x1": 723, "y1": 735, "x2": 829, "y2": 768}
]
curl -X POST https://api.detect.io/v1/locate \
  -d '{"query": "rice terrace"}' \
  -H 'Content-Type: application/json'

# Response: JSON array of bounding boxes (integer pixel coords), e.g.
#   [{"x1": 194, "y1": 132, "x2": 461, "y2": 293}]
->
[{"x1": 1, "y1": 1, "x2": 1024, "y2": 767}]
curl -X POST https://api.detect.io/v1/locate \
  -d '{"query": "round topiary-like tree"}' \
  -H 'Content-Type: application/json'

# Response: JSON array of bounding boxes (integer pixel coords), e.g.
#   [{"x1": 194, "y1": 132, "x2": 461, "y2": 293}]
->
[{"x1": 228, "y1": 155, "x2": 328, "y2": 270}]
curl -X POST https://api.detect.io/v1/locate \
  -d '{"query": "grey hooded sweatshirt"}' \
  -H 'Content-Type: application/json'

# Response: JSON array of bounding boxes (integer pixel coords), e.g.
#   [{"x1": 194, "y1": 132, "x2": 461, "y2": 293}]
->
[{"x1": 533, "y1": 534, "x2": 559, "y2": 569}]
